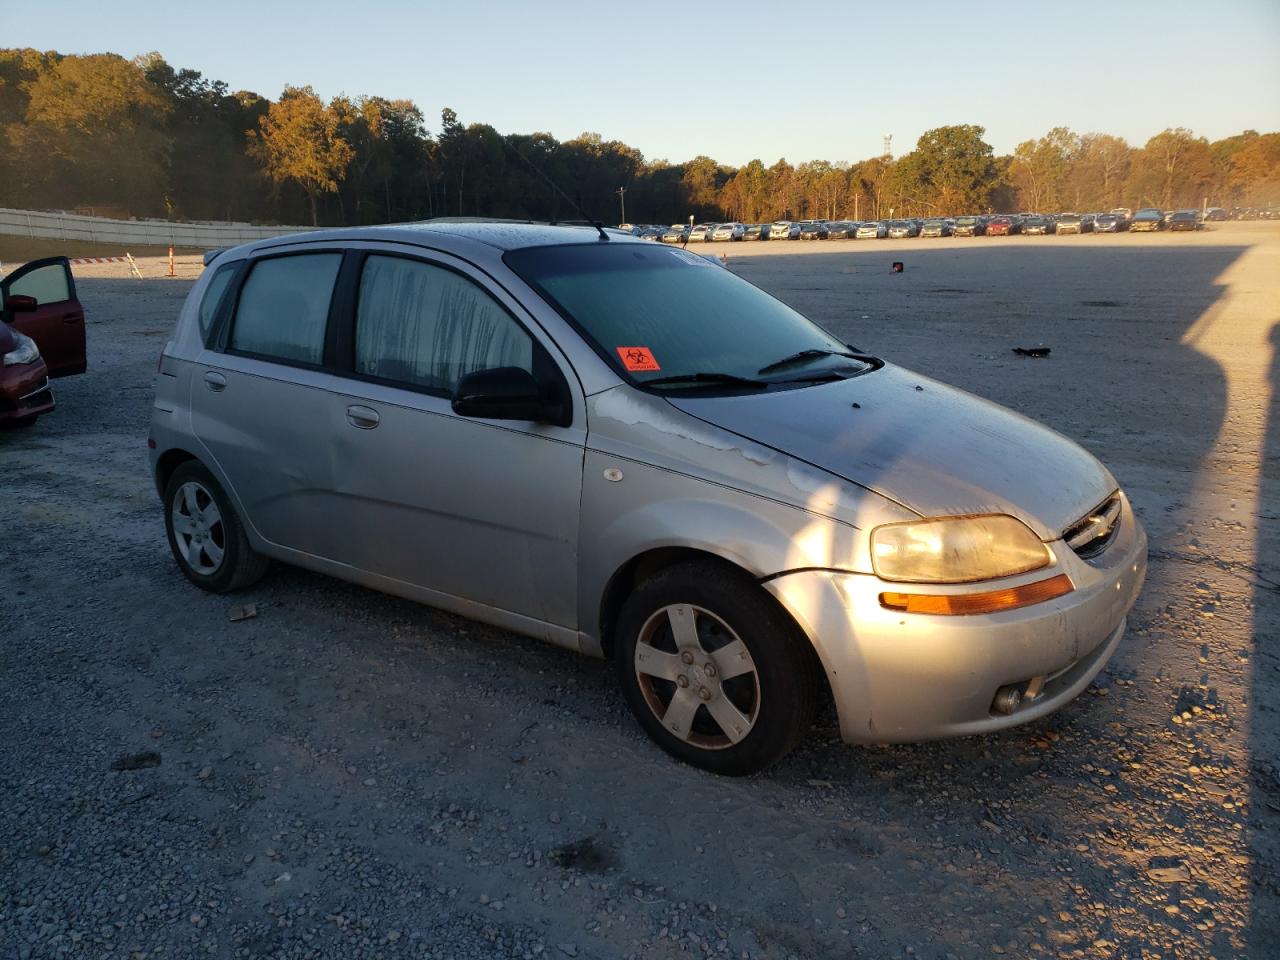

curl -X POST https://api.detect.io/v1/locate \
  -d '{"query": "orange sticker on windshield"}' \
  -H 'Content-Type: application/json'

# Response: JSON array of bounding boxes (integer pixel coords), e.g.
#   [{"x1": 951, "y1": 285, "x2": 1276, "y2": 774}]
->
[{"x1": 616, "y1": 346, "x2": 661, "y2": 372}]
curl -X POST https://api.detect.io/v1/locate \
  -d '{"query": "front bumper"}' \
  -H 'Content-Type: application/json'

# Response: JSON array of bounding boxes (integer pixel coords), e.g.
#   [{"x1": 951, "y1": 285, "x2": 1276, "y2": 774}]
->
[
  {"x1": 764, "y1": 493, "x2": 1147, "y2": 744},
  {"x1": 0, "y1": 361, "x2": 55, "y2": 422}
]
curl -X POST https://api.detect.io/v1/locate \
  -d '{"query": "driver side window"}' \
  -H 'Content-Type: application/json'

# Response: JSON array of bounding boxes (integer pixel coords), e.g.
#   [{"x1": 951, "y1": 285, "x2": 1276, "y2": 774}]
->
[
  {"x1": 354, "y1": 255, "x2": 533, "y2": 395},
  {"x1": 7, "y1": 262, "x2": 71, "y2": 305}
]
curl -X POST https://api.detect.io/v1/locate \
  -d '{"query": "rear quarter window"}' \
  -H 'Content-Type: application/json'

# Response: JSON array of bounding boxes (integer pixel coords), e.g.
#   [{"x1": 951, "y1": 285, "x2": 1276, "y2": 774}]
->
[{"x1": 197, "y1": 264, "x2": 237, "y2": 341}]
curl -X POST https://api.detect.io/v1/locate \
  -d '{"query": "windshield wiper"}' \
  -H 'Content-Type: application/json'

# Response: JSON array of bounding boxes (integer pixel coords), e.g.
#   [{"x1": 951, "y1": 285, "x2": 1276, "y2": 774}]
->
[
  {"x1": 757, "y1": 348, "x2": 863, "y2": 375},
  {"x1": 772, "y1": 370, "x2": 853, "y2": 384},
  {"x1": 642, "y1": 372, "x2": 769, "y2": 390}
]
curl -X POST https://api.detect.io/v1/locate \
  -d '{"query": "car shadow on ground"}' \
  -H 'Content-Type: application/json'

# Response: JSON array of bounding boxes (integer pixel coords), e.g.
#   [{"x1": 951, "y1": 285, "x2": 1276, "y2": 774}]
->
[{"x1": 1249, "y1": 318, "x2": 1280, "y2": 944}]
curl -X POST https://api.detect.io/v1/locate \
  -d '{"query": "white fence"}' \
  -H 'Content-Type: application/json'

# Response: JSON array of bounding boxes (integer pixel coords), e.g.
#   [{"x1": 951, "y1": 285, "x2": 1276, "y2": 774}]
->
[{"x1": 0, "y1": 207, "x2": 315, "y2": 248}]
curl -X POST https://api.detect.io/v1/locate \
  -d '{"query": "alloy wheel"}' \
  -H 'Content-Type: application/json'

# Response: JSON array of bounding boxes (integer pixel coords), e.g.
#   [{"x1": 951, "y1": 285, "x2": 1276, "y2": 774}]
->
[
  {"x1": 633, "y1": 604, "x2": 761, "y2": 749},
  {"x1": 170, "y1": 481, "x2": 225, "y2": 576}
]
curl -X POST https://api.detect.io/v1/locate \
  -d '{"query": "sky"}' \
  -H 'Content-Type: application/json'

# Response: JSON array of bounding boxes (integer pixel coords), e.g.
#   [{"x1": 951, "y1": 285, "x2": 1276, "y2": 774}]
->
[{"x1": 7, "y1": 0, "x2": 1280, "y2": 166}]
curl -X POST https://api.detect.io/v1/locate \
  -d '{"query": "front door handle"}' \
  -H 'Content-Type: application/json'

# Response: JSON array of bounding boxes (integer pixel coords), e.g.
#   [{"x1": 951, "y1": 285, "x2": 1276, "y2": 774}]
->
[
  {"x1": 61, "y1": 312, "x2": 80, "y2": 323},
  {"x1": 203, "y1": 371, "x2": 227, "y2": 392},
  {"x1": 346, "y1": 404, "x2": 380, "y2": 429}
]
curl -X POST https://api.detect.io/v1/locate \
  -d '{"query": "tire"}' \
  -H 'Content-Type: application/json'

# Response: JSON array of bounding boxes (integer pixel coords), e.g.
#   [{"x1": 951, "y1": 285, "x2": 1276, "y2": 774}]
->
[
  {"x1": 614, "y1": 562, "x2": 821, "y2": 776},
  {"x1": 163, "y1": 460, "x2": 269, "y2": 593},
  {"x1": 4, "y1": 414, "x2": 38, "y2": 428}
]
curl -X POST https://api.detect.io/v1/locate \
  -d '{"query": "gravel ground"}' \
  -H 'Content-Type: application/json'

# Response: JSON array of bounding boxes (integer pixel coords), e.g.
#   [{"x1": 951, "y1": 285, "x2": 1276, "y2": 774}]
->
[{"x1": 2, "y1": 223, "x2": 1278, "y2": 959}]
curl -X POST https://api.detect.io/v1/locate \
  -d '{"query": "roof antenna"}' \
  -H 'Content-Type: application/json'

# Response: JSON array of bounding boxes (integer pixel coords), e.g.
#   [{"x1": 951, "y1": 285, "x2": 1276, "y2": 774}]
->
[{"x1": 502, "y1": 138, "x2": 610, "y2": 241}]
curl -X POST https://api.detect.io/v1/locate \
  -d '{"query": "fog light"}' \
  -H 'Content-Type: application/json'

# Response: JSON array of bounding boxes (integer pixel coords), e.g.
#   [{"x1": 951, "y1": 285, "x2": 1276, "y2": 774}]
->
[{"x1": 992, "y1": 684, "x2": 1023, "y2": 715}]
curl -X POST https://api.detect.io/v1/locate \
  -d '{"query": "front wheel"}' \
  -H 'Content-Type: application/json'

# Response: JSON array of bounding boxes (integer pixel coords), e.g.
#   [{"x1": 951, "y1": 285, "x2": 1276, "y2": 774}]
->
[{"x1": 615, "y1": 563, "x2": 820, "y2": 775}]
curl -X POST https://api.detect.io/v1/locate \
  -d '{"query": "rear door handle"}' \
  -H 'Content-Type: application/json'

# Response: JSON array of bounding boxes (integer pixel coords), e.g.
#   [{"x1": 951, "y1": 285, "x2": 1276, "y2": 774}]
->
[
  {"x1": 203, "y1": 371, "x2": 227, "y2": 392},
  {"x1": 346, "y1": 404, "x2": 380, "y2": 429}
]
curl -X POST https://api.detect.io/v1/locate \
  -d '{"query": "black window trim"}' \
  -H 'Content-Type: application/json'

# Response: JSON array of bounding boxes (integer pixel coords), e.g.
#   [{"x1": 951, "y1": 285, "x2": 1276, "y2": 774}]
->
[{"x1": 210, "y1": 247, "x2": 349, "y2": 373}]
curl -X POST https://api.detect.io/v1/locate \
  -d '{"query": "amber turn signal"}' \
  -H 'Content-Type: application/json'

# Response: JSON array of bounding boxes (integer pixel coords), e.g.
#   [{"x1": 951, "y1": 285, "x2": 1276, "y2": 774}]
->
[{"x1": 879, "y1": 573, "x2": 1074, "y2": 616}]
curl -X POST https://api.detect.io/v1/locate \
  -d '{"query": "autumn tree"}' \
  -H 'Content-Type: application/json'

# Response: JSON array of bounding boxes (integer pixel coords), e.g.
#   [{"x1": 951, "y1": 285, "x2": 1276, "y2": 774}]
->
[
  {"x1": 848, "y1": 155, "x2": 895, "y2": 219},
  {"x1": 903, "y1": 125, "x2": 997, "y2": 214},
  {"x1": 1223, "y1": 132, "x2": 1280, "y2": 205},
  {"x1": 1127, "y1": 128, "x2": 1215, "y2": 209},
  {"x1": 250, "y1": 85, "x2": 354, "y2": 226},
  {"x1": 5, "y1": 46, "x2": 1280, "y2": 228},
  {"x1": 7, "y1": 52, "x2": 171, "y2": 214},
  {"x1": 681, "y1": 155, "x2": 727, "y2": 220},
  {"x1": 141, "y1": 53, "x2": 269, "y2": 220},
  {"x1": 1009, "y1": 127, "x2": 1079, "y2": 212},
  {"x1": 1066, "y1": 134, "x2": 1131, "y2": 211}
]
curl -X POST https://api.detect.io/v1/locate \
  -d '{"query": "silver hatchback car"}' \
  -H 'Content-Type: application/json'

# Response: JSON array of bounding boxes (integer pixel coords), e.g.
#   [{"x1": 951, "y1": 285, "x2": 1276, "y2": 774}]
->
[{"x1": 150, "y1": 221, "x2": 1146, "y2": 775}]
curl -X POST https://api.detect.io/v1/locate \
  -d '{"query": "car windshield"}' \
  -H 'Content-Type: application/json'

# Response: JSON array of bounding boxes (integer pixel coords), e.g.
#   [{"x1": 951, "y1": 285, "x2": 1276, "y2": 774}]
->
[{"x1": 505, "y1": 243, "x2": 865, "y2": 389}]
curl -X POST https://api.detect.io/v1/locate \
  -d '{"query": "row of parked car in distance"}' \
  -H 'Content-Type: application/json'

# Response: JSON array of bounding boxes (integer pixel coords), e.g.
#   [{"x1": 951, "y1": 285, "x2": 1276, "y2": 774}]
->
[{"x1": 619, "y1": 205, "x2": 1277, "y2": 243}]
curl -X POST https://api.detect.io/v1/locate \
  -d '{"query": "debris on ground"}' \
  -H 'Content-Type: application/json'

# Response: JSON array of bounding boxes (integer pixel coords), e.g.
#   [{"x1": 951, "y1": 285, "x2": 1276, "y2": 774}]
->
[
  {"x1": 110, "y1": 751, "x2": 161, "y2": 771},
  {"x1": 228, "y1": 602, "x2": 258, "y2": 622}
]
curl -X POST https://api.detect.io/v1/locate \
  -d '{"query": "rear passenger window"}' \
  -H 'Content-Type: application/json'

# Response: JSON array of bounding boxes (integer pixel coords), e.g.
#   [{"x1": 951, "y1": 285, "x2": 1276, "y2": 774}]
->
[
  {"x1": 355, "y1": 255, "x2": 533, "y2": 394},
  {"x1": 198, "y1": 264, "x2": 236, "y2": 341},
  {"x1": 229, "y1": 254, "x2": 342, "y2": 364}
]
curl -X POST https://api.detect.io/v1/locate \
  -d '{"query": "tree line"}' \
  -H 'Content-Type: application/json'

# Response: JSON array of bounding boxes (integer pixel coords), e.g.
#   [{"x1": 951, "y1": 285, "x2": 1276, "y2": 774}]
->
[{"x1": 2, "y1": 49, "x2": 1278, "y2": 227}]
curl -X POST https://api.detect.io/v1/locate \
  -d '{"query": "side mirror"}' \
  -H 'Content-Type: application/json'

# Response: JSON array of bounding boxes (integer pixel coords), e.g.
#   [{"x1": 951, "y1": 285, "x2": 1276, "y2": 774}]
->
[
  {"x1": 452, "y1": 367, "x2": 559, "y2": 423},
  {"x1": 4, "y1": 294, "x2": 38, "y2": 313}
]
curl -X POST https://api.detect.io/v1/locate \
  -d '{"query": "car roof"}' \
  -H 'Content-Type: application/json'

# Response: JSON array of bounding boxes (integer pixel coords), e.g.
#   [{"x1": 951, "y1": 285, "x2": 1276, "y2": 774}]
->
[{"x1": 227, "y1": 219, "x2": 643, "y2": 262}]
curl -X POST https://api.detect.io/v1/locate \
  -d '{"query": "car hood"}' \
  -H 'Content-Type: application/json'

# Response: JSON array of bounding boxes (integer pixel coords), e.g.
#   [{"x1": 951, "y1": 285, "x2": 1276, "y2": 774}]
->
[{"x1": 666, "y1": 363, "x2": 1115, "y2": 539}]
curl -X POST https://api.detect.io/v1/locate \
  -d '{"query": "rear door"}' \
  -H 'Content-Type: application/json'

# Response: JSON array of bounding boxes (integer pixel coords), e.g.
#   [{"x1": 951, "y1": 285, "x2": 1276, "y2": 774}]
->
[
  {"x1": 1, "y1": 256, "x2": 86, "y2": 377},
  {"x1": 189, "y1": 250, "x2": 348, "y2": 559}
]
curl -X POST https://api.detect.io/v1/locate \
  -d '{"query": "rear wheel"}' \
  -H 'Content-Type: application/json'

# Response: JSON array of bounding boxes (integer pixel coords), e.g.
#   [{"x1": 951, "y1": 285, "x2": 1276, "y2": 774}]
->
[
  {"x1": 163, "y1": 461, "x2": 268, "y2": 593},
  {"x1": 615, "y1": 562, "x2": 820, "y2": 776}
]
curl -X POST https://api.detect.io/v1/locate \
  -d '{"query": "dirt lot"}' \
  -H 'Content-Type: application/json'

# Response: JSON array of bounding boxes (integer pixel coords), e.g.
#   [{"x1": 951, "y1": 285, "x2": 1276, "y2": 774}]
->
[{"x1": 2, "y1": 224, "x2": 1278, "y2": 960}]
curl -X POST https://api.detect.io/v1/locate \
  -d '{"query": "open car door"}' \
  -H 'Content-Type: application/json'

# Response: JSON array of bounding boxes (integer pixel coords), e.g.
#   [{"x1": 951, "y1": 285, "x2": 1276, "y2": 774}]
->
[{"x1": 1, "y1": 256, "x2": 86, "y2": 377}]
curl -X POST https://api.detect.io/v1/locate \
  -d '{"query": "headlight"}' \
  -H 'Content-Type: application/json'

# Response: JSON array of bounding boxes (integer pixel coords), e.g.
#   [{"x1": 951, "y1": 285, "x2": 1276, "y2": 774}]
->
[
  {"x1": 3, "y1": 331, "x2": 40, "y2": 366},
  {"x1": 871, "y1": 515, "x2": 1051, "y2": 583}
]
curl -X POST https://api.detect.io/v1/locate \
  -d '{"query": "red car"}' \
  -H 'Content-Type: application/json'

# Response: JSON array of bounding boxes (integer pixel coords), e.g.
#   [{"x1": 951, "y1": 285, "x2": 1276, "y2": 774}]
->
[
  {"x1": 1, "y1": 256, "x2": 86, "y2": 426},
  {"x1": 986, "y1": 215, "x2": 1019, "y2": 236}
]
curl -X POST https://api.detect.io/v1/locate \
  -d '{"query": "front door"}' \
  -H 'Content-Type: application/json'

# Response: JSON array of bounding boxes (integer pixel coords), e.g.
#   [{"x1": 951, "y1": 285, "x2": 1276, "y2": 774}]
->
[
  {"x1": 1, "y1": 257, "x2": 86, "y2": 377},
  {"x1": 326, "y1": 251, "x2": 585, "y2": 628}
]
